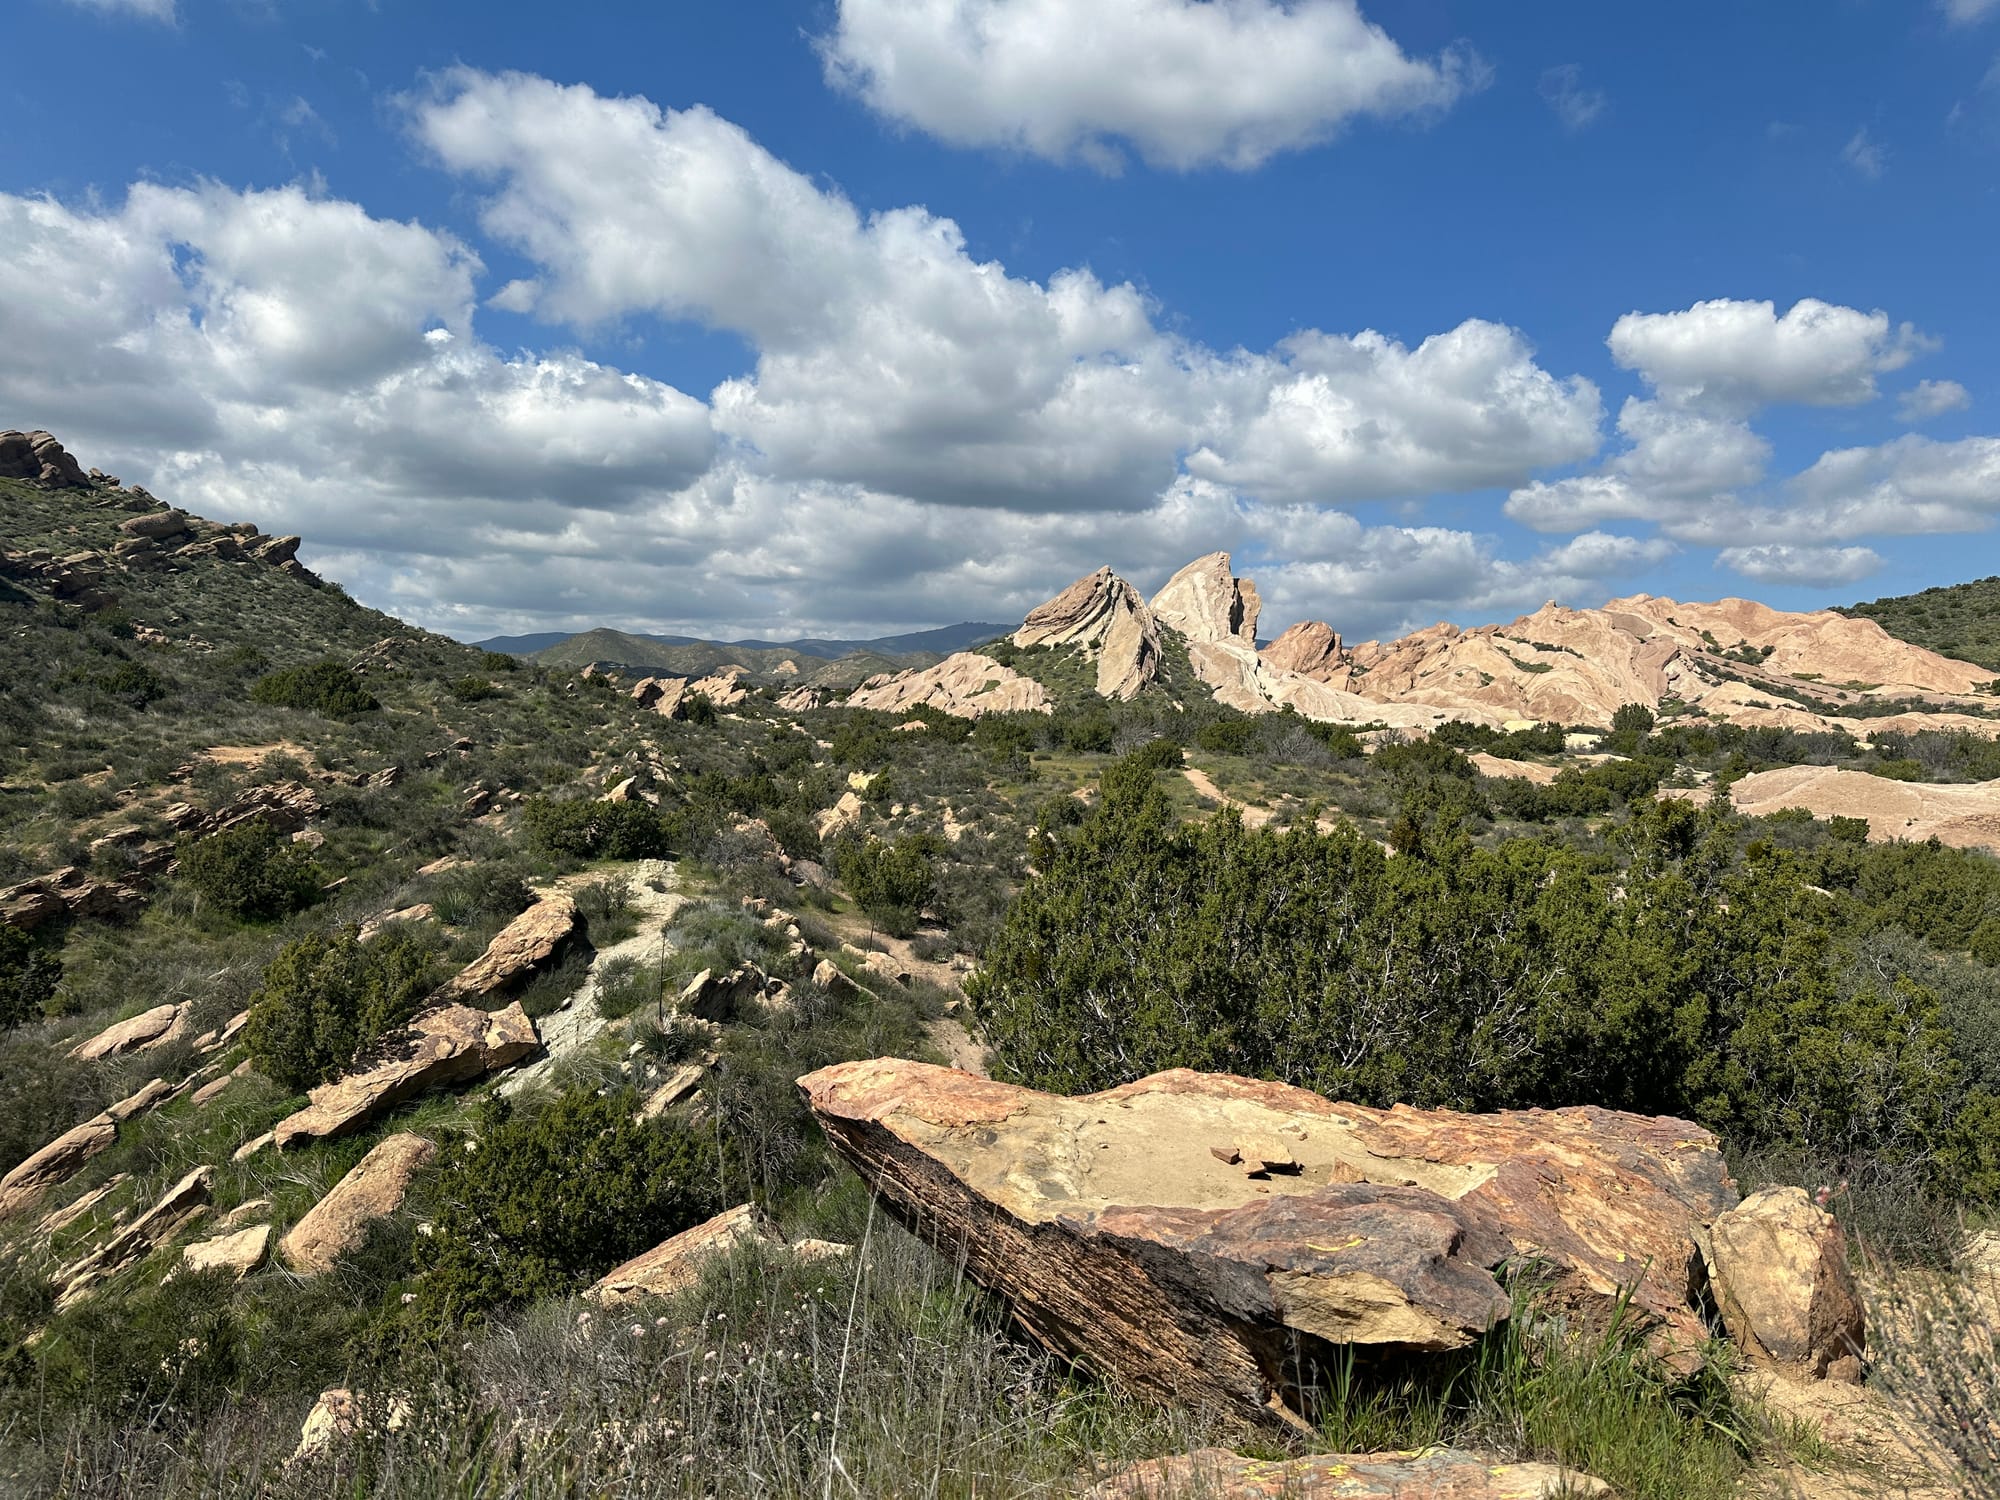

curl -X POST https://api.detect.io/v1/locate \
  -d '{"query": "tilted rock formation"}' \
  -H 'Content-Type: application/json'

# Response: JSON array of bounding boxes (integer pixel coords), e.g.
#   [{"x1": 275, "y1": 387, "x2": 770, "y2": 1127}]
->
[
  {"x1": 0, "y1": 429, "x2": 87, "y2": 487},
  {"x1": 1149, "y1": 552, "x2": 1260, "y2": 650},
  {"x1": 799, "y1": 1059, "x2": 1739, "y2": 1424},
  {"x1": 1014, "y1": 567, "x2": 1161, "y2": 700},
  {"x1": 1088, "y1": 1447, "x2": 1606, "y2": 1499},
  {"x1": 687, "y1": 666, "x2": 750, "y2": 707},
  {"x1": 584, "y1": 1204, "x2": 781, "y2": 1306},
  {"x1": 164, "y1": 780, "x2": 325, "y2": 841},
  {"x1": 430, "y1": 893, "x2": 582, "y2": 1006},
  {"x1": 1706, "y1": 1187, "x2": 1865, "y2": 1381},
  {"x1": 1, "y1": 865, "x2": 151, "y2": 932},
  {"x1": 848, "y1": 652, "x2": 1052, "y2": 718},
  {"x1": 281, "y1": 1133, "x2": 437, "y2": 1275},
  {"x1": 54, "y1": 1165, "x2": 213, "y2": 1309},
  {"x1": 0, "y1": 1113, "x2": 119, "y2": 1221},
  {"x1": 268, "y1": 1002, "x2": 538, "y2": 1149},
  {"x1": 1259, "y1": 619, "x2": 1345, "y2": 681},
  {"x1": 70, "y1": 1002, "x2": 189, "y2": 1061}
]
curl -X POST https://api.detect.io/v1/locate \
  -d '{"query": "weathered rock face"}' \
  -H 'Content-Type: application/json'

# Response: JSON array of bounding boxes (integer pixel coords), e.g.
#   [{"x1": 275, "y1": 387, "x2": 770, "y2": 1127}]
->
[
  {"x1": 2, "y1": 865, "x2": 151, "y2": 932},
  {"x1": 164, "y1": 780, "x2": 324, "y2": 841},
  {"x1": 119, "y1": 509, "x2": 191, "y2": 541},
  {"x1": 1013, "y1": 567, "x2": 1161, "y2": 700},
  {"x1": 281, "y1": 1133, "x2": 437, "y2": 1275},
  {"x1": 0, "y1": 1114, "x2": 119, "y2": 1221},
  {"x1": 69, "y1": 1001, "x2": 188, "y2": 1061},
  {"x1": 848, "y1": 652, "x2": 1052, "y2": 718},
  {"x1": 1706, "y1": 1186, "x2": 1865, "y2": 1381},
  {"x1": 584, "y1": 1204, "x2": 780, "y2": 1306},
  {"x1": 55, "y1": 1165, "x2": 213, "y2": 1309},
  {"x1": 1700, "y1": 764, "x2": 2000, "y2": 857},
  {"x1": 1087, "y1": 1447, "x2": 1607, "y2": 1499},
  {"x1": 0, "y1": 429, "x2": 88, "y2": 487},
  {"x1": 430, "y1": 894, "x2": 581, "y2": 1006},
  {"x1": 799, "y1": 1060, "x2": 1739, "y2": 1424},
  {"x1": 687, "y1": 667, "x2": 749, "y2": 707},
  {"x1": 1260, "y1": 620, "x2": 1346, "y2": 682},
  {"x1": 269, "y1": 1002, "x2": 538, "y2": 1149},
  {"x1": 1149, "y1": 552, "x2": 1260, "y2": 650},
  {"x1": 182, "y1": 1222, "x2": 271, "y2": 1280}
]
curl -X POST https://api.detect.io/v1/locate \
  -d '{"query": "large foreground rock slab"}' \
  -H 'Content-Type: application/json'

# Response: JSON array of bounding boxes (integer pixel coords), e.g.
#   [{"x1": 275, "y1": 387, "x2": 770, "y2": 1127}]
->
[
  {"x1": 799, "y1": 1060, "x2": 1737, "y2": 1424},
  {"x1": 269, "y1": 1002, "x2": 537, "y2": 1149},
  {"x1": 281, "y1": 1133, "x2": 437, "y2": 1274},
  {"x1": 584, "y1": 1204, "x2": 779, "y2": 1306},
  {"x1": 1087, "y1": 1447, "x2": 1607, "y2": 1499},
  {"x1": 69, "y1": 1001, "x2": 188, "y2": 1060},
  {"x1": 431, "y1": 893, "x2": 581, "y2": 1005}
]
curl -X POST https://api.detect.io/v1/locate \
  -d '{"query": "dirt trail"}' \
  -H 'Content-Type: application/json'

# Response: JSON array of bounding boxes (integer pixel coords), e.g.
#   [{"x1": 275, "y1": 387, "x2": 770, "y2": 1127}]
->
[{"x1": 1181, "y1": 767, "x2": 1275, "y2": 827}]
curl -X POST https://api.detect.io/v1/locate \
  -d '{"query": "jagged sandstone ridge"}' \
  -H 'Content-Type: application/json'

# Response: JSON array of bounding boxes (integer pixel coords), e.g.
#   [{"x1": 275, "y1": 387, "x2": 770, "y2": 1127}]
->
[
  {"x1": 840, "y1": 551, "x2": 1997, "y2": 737},
  {"x1": 848, "y1": 652, "x2": 1052, "y2": 718},
  {"x1": 796, "y1": 1058, "x2": 1834, "y2": 1425},
  {"x1": 1013, "y1": 566, "x2": 1161, "y2": 700}
]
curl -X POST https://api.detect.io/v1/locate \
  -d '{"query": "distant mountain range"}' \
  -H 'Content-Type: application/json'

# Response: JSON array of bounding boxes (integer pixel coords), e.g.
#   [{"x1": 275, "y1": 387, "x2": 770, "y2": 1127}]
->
[{"x1": 473, "y1": 621, "x2": 1010, "y2": 662}]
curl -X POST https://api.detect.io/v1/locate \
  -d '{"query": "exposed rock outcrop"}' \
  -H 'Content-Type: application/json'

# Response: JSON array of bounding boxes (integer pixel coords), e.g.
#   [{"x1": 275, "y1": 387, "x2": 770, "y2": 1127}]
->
[
  {"x1": 1, "y1": 865, "x2": 151, "y2": 931},
  {"x1": 584, "y1": 1204, "x2": 780, "y2": 1305},
  {"x1": 1088, "y1": 1447, "x2": 1606, "y2": 1499},
  {"x1": 799, "y1": 1059, "x2": 1740, "y2": 1424},
  {"x1": 0, "y1": 429, "x2": 87, "y2": 487},
  {"x1": 1707, "y1": 1186, "x2": 1865, "y2": 1381},
  {"x1": 1695, "y1": 764, "x2": 2000, "y2": 856},
  {"x1": 281, "y1": 1134, "x2": 436, "y2": 1275},
  {"x1": 1014, "y1": 567, "x2": 1161, "y2": 700},
  {"x1": 430, "y1": 893, "x2": 581, "y2": 1006},
  {"x1": 0, "y1": 1114, "x2": 119, "y2": 1221},
  {"x1": 268, "y1": 1002, "x2": 538, "y2": 1149},
  {"x1": 1149, "y1": 552, "x2": 1260, "y2": 650},
  {"x1": 54, "y1": 1165, "x2": 213, "y2": 1309},
  {"x1": 70, "y1": 1001, "x2": 189, "y2": 1061},
  {"x1": 182, "y1": 1222, "x2": 271, "y2": 1280},
  {"x1": 1260, "y1": 619, "x2": 1346, "y2": 681},
  {"x1": 849, "y1": 652, "x2": 1052, "y2": 718}
]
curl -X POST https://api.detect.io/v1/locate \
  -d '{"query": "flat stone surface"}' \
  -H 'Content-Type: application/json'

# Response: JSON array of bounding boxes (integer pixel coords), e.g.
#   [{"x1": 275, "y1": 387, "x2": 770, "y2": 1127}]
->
[
  {"x1": 585, "y1": 1204, "x2": 777, "y2": 1306},
  {"x1": 282, "y1": 1133, "x2": 436, "y2": 1274},
  {"x1": 1087, "y1": 1447, "x2": 1607, "y2": 1499}
]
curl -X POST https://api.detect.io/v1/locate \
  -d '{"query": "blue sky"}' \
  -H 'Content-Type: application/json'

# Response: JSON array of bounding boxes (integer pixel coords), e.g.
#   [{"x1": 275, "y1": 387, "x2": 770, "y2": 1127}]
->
[{"x1": 4, "y1": 0, "x2": 1998, "y2": 642}]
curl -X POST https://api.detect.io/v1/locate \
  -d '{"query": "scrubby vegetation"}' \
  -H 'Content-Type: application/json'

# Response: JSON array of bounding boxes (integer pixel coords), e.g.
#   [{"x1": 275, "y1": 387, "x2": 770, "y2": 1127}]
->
[
  {"x1": 244, "y1": 927, "x2": 438, "y2": 1090},
  {"x1": 1844, "y1": 574, "x2": 2000, "y2": 672}
]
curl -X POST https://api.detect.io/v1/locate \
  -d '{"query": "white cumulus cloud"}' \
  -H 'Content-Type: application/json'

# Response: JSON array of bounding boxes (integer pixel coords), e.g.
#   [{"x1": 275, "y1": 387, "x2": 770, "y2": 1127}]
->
[
  {"x1": 817, "y1": 0, "x2": 1483, "y2": 170},
  {"x1": 1715, "y1": 544, "x2": 1881, "y2": 586},
  {"x1": 1897, "y1": 378, "x2": 1972, "y2": 422}
]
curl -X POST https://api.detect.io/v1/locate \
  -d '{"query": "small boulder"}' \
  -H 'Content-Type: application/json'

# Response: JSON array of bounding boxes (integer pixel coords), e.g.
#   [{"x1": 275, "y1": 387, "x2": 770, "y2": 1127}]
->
[
  {"x1": 281, "y1": 1134, "x2": 436, "y2": 1275},
  {"x1": 69, "y1": 1001, "x2": 188, "y2": 1061},
  {"x1": 430, "y1": 894, "x2": 581, "y2": 1005},
  {"x1": 1087, "y1": 1448, "x2": 1606, "y2": 1499},
  {"x1": 118, "y1": 510, "x2": 190, "y2": 541},
  {"x1": 1706, "y1": 1186, "x2": 1865, "y2": 1381},
  {"x1": 584, "y1": 1204, "x2": 779, "y2": 1306},
  {"x1": 182, "y1": 1222, "x2": 270, "y2": 1280}
]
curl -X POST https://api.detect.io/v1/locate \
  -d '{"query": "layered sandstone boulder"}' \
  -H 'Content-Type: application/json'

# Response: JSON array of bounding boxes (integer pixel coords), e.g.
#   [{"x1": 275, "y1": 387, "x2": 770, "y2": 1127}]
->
[
  {"x1": 1149, "y1": 552, "x2": 1260, "y2": 650},
  {"x1": 55, "y1": 1165, "x2": 213, "y2": 1309},
  {"x1": 0, "y1": 429, "x2": 88, "y2": 487},
  {"x1": 800, "y1": 1059, "x2": 1740, "y2": 1424},
  {"x1": 430, "y1": 893, "x2": 581, "y2": 1006},
  {"x1": 1088, "y1": 1447, "x2": 1606, "y2": 1499},
  {"x1": 849, "y1": 652, "x2": 1051, "y2": 718},
  {"x1": 1014, "y1": 567, "x2": 1161, "y2": 700},
  {"x1": 69, "y1": 1001, "x2": 188, "y2": 1061},
  {"x1": 268, "y1": 1002, "x2": 537, "y2": 1149},
  {"x1": 0, "y1": 1113, "x2": 119, "y2": 1220},
  {"x1": 1706, "y1": 1187, "x2": 1865, "y2": 1381},
  {"x1": 1260, "y1": 620, "x2": 1347, "y2": 682},
  {"x1": 584, "y1": 1203, "x2": 780, "y2": 1306},
  {"x1": 182, "y1": 1222, "x2": 271, "y2": 1280},
  {"x1": 281, "y1": 1133, "x2": 437, "y2": 1275}
]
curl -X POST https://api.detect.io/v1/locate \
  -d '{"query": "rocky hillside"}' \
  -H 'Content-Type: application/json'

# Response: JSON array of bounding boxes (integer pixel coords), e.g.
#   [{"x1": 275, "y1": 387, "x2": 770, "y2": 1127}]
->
[
  {"x1": 854, "y1": 550, "x2": 2000, "y2": 737},
  {"x1": 1842, "y1": 575, "x2": 2000, "y2": 673}
]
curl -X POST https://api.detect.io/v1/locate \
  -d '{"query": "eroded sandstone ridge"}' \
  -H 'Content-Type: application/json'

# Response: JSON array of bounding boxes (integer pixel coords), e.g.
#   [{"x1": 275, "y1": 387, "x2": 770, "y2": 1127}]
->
[
  {"x1": 799, "y1": 1058, "x2": 1758, "y2": 1425},
  {"x1": 849, "y1": 652, "x2": 1052, "y2": 718},
  {"x1": 1013, "y1": 566, "x2": 1161, "y2": 700}
]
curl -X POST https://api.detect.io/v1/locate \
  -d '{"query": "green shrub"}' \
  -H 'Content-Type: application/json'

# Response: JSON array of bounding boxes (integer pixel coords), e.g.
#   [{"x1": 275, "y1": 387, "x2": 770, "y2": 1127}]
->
[
  {"x1": 244, "y1": 926, "x2": 437, "y2": 1090},
  {"x1": 522, "y1": 795, "x2": 673, "y2": 859},
  {"x1": 1195, "y1": 718, "x2": 1260, "y2": 755},
  {"x1": 447, "y1": 675, "x2": 500, "y2": 702},
  {"x1": 92, "y1": 658, "x2": 168, "y2": 708},
  {"x1": 407, "y1": 1089, "x2": 722, "y2": 1328},
  {"x1": 0, "y1": 927, "x2": 62, "y2": 1030},
  {"x1": 177, "y1": 821, "x2": 325, "y2": 921},
  {"x1": 479, "y1": 650, "x2": 521, "y2": 672},
  {"x1": 1974, "y1": 919, "x2": 2000, "y2": 967},
  {"x1": 834, "y1": 835, "x2": 939, "y2": 937},
  {"x1": 249, "y1": 659, "x2": 379, "y2": 716}
]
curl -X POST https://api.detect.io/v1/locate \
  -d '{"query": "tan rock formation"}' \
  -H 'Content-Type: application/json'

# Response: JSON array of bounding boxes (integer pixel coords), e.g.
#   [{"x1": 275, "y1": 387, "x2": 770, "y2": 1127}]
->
[
  {"x1": 182, "y1": 1222, "x2": 270, "y2": 1280},
  {"x1": 0, "y1": 429, "x2": 88, "y2": 487},
  {"x1": 1707, "y1": 1186, "x2": 1865, "y2": 1381},
  {"x1": 0, "y1": 1114, "x2": 119, "y2": 1221},
  {"x1": 269, "y1": 1002, "x2": 538, "y2": 1149},
  {"x1": 637, "y1": 1063, "x2": 708, "y2": 1120},
  {"x1": 68, "y1": 1001, "x2": 188, "y2": 1061},
  {"x1": 430, "y1": 894, "x2": 581, "y2": 1005},
  {"x1": 775, "y1": 685, "x2": 823, "y2": 712},
  {"x1": 292, "y1": 1388, "x2": 411, "y2": 1464},
  {"x1": 584, "y1": 1204, "x2": 780, "y2": 1306},
  {"x1": 799, "y1": 1059, "x2": 1738, "y2": 1424},
  {"x1": 54, "y1": 1165, "x2": 213, "y2": 1309},
  {"x1": 281, "y1": 1134, "x2": 437, "y2": 1275},
  {"x1": 36, "y1": 1173, "x2": 128, "y2": 1235},
  {"x1": 1149, "y1": 552, "x2": 1260, "y2": 650},
  {"x1": 815, "y1": 789, "x2": 865, "y2": 840},
  {"x1": 1260, "y1": 619, "x2": 1347, "y2": 682},
  {"x1": 104, "y1": 1077, "x2": 174, "y2": 1122},
  {"x1": 1014, "y1": 567, "x2": 1161, "y2": 700},
  {"x1": 1706, "y1": 764, "x2": 2000, "y2": 855},
  {"x1": 687, "y1": 666, "x2": 749, "y2": 707},
  {"x1": 849, "y1": 653, "x2": 1052, "y2": 718},
  {"x1": 1087, "y1": 1447, "x2": 1606, "y2": 1498}
]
